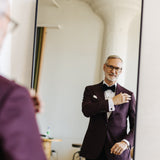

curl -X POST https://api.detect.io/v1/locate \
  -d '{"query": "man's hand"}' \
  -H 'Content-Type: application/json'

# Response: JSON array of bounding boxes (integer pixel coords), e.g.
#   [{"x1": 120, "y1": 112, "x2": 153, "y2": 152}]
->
[
  {"x1": 30, "y1": 89, "x2": 43, "y2": 113},
  {"x1": 112, "y1": 92, "x2": 131, "y2": 105},
  {"x1": 110, "y1": 141, "x2": 128, "y2": 155}
]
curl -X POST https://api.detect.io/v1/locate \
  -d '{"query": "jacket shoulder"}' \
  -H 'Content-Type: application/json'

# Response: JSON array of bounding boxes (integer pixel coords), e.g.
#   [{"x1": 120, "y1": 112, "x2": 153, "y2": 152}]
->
[
  {"x1": 0, "y1": 76, "x2": 16, "y2": 90},
  {"x1": 117, "y1": 83, "x2": 134, "y2": 95},
  {"x1": 85, "y1": 81, "x2": 103, "y2": 89},
  {"x1": 0, "y1": 76, "x2": 27, "y2": 101}
]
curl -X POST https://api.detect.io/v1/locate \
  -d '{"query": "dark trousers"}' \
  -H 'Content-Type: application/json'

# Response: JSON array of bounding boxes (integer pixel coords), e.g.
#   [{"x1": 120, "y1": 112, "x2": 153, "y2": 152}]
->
[{"x1": 86, "y1": 148, "x2": 107, "y2": 160}]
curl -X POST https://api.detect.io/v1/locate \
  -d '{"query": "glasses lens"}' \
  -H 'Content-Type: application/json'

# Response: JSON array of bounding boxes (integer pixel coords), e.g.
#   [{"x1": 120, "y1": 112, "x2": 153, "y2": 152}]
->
[
  {"x1": 1, "y1": 12, "x2": 18, "y2": 33},
  {"x1": 8, "y1": 20, "x2": 18, "y2": 32},
  {"x1": 106, "y1": 64, "x2": 122, "y2": 72}
]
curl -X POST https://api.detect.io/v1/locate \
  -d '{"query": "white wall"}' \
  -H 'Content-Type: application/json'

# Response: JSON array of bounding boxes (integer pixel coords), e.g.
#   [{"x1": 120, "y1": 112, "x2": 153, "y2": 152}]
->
[
  {"x1": 125, "y1": 14, "x2": 140, "y2": 94},
  {"x1": 3, "y1": 0, "x2": 160, "y2": 160},
  {"x1": 36, "y1": 0, "x2": 140, "y2": 160},
  {"x1": 135, "y1": 0, "x2": 160, "y2": 159},
  {"x1": 37, "y1": 1, "x2": 103, "y2": 159},
  {"x1": 2, "y1": 0, "x2": 36, "y2": 88},
  {"x1": 0, "y1": 34, "x2": 12, "y2": 78}
]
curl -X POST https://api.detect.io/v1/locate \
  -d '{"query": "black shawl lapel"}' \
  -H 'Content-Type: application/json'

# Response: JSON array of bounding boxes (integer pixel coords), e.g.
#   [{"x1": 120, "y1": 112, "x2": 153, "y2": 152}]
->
[
  {"x1": 116, "y1": 83, "x2": 122, "y2": 95},
  {"x1": 96, "y1": 81, "x2": 105, "y2": 100}
]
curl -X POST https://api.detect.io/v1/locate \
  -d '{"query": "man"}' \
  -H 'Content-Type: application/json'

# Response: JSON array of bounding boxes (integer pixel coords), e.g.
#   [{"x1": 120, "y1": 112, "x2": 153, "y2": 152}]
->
[
  {"x1": 80, "y1": 55, "x2": 136, "y2": 160},
  {"x1": 0, "y1": 0, "x2": 46, "y2": 159}
]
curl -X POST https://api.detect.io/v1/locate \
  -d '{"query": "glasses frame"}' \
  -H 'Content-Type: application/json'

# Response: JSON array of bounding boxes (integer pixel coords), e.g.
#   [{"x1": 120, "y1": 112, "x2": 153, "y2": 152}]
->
[
  {"x1": 0, "y1": 12, "x2": 18, "y2": 33},
  {"x1": 105, "y1": 64, "x2": 122, "y2": 73}
]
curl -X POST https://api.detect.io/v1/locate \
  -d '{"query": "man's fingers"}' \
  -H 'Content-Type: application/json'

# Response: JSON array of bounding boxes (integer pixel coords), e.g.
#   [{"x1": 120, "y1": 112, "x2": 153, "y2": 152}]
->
[
  {"x1": 116, "y1": 148, "x2": 122, "y2": 155},
  {"x1": 122, "y1": 93, "x2": 131, "y2": 103},
  {"x1": 110, "y1": 142, "x2": 127, "y2": 155},
  {"x1": 111, "y1": 146, "x2": 122, "y2": 155},
  {"x1": 122, "y1": 93, "x2": 131, "y2": 97},
  {"x1": 113, "y1": 93, "x2": 132, "y2": 105},
  {"x1": 110, "y1": 144, "x2": 117, "y2": 154},
  {"x1": 115, "y1": 148, "x2": 121, "y2": 155},
  {"x1": 122, "y1": 94, "x2": 131, "y2": 98},
  {"x1": 123, "y1": 96, "x2": 131, "y2": 100},
  {"x1": 118, "y1": 149, "x2": 123, "y2": 155},
  {"x1": 110, "y1": 146, "x2": 115, "y2": 154},
  {"x1": 111, "y1": 144, "x2": 121, "y2": 155}
]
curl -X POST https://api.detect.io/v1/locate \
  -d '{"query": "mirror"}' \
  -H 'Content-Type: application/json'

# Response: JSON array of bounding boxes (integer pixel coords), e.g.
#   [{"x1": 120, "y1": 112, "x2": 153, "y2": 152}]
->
[{"x1": 31, "y1": 0, "x2": 143, "y2": 159}]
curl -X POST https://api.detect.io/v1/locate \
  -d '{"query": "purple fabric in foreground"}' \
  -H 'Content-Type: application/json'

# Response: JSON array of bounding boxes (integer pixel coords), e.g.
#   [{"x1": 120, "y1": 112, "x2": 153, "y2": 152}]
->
[{"x1": 0, "y1": 76, "x2": 46, "y2": 160}]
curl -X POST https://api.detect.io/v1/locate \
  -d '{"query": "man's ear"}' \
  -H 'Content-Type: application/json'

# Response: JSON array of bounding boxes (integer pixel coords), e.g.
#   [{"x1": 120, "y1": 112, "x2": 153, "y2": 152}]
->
[
  {"x1": 103, "y1": 64, "x2": 106, "y2": 71},
  {"x1": 119, "y1": 69, "x2": 122, "y2": 75}
]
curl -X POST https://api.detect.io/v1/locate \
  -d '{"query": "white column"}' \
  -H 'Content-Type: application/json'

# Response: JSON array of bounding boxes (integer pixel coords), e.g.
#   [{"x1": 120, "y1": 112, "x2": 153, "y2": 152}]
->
[{"x1": 83, "y1": 0, "x2": 141, "y2": 85}]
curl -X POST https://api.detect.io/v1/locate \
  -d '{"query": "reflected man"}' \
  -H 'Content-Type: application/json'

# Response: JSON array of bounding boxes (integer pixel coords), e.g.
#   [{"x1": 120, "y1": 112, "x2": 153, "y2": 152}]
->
[
  {"x1": 0, "y1": 0, "x2": 46, "y2": 159},
  {"x1": 80, "y1": 55, "x2": 136, "y2": 160}
]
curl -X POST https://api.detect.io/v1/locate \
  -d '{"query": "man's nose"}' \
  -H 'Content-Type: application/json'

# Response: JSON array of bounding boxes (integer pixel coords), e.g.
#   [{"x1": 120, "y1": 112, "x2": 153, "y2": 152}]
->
[{"x1": 111, "y1": 68, "x2": 116, "y2": 74}]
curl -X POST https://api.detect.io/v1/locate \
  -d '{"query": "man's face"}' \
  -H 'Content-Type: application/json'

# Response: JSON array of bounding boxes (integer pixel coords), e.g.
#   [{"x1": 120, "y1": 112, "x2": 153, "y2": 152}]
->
[{"x1": 103, "y1": 58, "x2": 122, "y2": 84}]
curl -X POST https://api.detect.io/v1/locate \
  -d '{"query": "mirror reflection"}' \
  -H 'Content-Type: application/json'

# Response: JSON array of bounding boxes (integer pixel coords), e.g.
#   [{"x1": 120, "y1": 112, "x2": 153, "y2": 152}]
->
[{"x1": 32, "y1": 0, "x2": 142, "y2": 159}]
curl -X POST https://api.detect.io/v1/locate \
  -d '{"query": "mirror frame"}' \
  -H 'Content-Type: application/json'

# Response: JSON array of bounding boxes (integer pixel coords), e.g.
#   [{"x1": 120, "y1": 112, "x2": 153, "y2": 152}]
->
[{"x1": 31, "y1": 0, "x2": 144, "y2": 159}]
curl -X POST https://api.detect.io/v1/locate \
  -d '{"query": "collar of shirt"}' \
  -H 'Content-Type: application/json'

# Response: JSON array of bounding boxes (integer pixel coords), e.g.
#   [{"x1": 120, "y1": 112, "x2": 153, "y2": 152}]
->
[
  {"x1": 103, "y1": 80, "x2": 116, "y2": 99},
  {"x1": 103, "y1": 80, "x2": 117, "y2": 88}
]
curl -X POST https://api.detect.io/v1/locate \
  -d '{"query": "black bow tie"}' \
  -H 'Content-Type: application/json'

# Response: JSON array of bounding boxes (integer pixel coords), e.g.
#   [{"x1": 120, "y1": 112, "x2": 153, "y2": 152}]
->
[{"x1": 103, "y1": 84, "x2": 115, "y2": 92}]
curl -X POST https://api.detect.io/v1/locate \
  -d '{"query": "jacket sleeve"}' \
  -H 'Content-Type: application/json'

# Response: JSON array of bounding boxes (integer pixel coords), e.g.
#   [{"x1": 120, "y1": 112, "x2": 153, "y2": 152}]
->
[
  {"x1": 123, "y1": 92, "x2": 136, "y2": 148},
  {"x1": 0, "y1": 85, "x2": 46, "y2": 160},
  {"x1": 82, "y1": 86, "x2": 110, "y2": 117}
]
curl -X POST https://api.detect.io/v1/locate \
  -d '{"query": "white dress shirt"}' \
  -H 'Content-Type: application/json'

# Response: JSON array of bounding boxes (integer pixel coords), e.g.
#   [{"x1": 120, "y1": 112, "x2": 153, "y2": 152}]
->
[
  {"x1": 103, "y1": 81, "x2": 130, "y2": 147},
  {"x1": 103, "y1": 81, "x2": 116, "y2": 119}
]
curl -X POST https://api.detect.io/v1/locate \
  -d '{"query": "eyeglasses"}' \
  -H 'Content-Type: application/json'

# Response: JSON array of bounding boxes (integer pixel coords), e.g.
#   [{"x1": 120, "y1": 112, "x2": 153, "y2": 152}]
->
[
  {"x1": 0, "y1": 12, "x2": 18, "y2": 33},
  {"x1": 105, "y1": 64, "x2": 122, "y2": 72}
]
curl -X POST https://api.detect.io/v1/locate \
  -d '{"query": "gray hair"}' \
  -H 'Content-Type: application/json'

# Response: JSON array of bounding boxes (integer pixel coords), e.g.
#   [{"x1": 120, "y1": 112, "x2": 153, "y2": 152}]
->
[
  {"x1": 0, "y1": 0, "x2": 8, "y2": 13},
  {"x1": 105, "y1": 55, "x2": 123, "y2": 64}
]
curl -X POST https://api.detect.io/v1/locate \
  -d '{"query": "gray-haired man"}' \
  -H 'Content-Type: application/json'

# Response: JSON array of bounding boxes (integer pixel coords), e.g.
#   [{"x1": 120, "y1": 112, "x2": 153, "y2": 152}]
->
[{"x1": 80, "y1": 55, "x2": 136, "y2": 160}]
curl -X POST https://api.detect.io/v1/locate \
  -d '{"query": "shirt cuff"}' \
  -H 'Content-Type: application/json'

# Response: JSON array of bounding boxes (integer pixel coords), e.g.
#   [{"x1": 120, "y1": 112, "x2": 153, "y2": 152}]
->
[
  {"x1": 122, "y1": 139, "x2": 130, "y2": 148},
  {"x1": 108, "y1": 98, "x2": 115, "y2": 111}
]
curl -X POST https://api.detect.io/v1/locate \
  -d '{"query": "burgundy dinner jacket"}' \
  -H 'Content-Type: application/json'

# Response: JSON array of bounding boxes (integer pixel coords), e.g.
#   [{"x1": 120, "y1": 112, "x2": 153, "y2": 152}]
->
[
  {"x1": 80, "y1": 81, "x2": 136, "y2": 160},
  {"x1": 0, "y1": 76, "x2": 46, "y2": 160}
]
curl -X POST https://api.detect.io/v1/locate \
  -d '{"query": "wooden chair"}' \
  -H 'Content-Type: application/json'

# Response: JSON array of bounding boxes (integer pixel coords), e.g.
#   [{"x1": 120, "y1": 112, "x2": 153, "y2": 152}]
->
[{"x1": 72, "y1": 144, "x2": 82, "y2": 160}]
